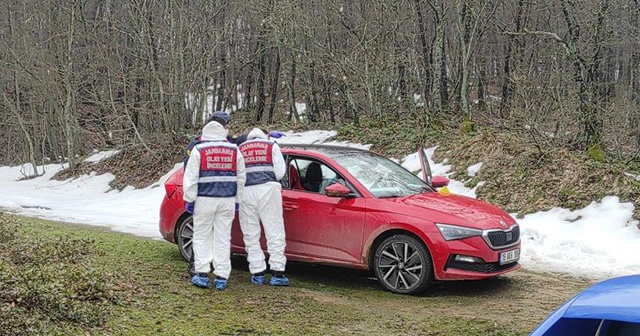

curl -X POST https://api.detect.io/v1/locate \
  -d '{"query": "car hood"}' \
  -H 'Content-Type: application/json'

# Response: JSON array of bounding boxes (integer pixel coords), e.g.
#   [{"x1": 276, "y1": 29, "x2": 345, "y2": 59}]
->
[{"x1": 386, "y1": 192, "x2": 515, "y2": 230}]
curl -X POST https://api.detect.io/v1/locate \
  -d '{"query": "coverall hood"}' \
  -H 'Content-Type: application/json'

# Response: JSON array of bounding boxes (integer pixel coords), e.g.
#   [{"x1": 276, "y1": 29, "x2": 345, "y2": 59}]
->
[
  {"x1": 247, "y1": 128, "x2": 268, "y2": 140},
  {"x1": 201, "y1": 121, "x2": 229, "y2": 141}
]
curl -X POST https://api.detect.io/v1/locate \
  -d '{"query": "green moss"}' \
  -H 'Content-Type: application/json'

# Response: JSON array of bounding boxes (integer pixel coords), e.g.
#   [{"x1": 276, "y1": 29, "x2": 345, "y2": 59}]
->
[
  {"x1": 460, "y1": 115, "x2": 475, "y2": 134},
  {"x1": 588, "y1": 143, "x2": 605, "y2": 162}
]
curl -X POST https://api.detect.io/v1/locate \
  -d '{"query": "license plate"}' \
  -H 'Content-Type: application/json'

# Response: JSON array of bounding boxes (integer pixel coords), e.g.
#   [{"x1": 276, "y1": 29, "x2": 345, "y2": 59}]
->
[{"x1": 499, "y1": 248, "x2": 520, "y2": 265}]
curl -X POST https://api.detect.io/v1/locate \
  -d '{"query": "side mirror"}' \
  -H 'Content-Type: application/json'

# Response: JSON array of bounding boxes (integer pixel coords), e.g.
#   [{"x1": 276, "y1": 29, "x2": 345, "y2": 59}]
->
[
  {"x1": 432, "y1": 175, "x2": 450, "y2": 188},
  {"x1": 324, "y1": 183, "x2": 351, "y2": 197}
]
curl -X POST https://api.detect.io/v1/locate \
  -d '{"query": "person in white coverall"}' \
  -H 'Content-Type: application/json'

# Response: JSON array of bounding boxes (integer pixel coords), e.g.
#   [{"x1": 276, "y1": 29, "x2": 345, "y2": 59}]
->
[
  {"x1": 183, "y1": 113, "x2": 246, "y2": 290},
  {"x1": 238, "y1": 128, "x2": 289, "y2": 286}
]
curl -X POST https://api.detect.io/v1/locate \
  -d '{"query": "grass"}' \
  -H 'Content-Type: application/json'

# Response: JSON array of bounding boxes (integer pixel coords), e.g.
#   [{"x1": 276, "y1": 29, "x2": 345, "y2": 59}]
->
[{"x1": 0, "y1": 213, "x2": 570, "y2": 336}]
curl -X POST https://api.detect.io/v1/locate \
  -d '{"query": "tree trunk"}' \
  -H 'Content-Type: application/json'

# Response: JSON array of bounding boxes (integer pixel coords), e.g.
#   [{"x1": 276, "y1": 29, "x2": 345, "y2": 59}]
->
[
  {"x1": 559, "y1": 0, "x2": 598, "y2": 150},
  {"x1": 457, "y1": 0, "x2": 471, "y2": 117},
  {"x1": 255, "y1": 40, "x2": 267, "y2": 122},
  {"x1": 430, "y1": 3, "x2": 445, "y2": 116},
  {"x1": 632, "y1": 0, "x2": 640, "y2": 148},
  {"x1": 287, "y1": 50, "x2": 300, "y2": 124},
  {"x1": 477, "y1": 55, "x2": 487, "y2": 111},
  {"x1": 413, "y1": 0, "x2": 432, "y2": 103},
  {"x1": 267, "y1": 47, "x2": 281, "y2": 124},
  {"x1": 63, "y1": 0, "x2": 78, "y2": 170},
  {"x1": 7, "y1": 10, "x2": 39, "y2": 175}
]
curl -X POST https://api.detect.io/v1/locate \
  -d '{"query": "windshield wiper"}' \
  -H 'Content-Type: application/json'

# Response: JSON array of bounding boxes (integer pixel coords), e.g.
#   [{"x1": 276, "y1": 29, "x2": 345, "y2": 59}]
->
[
  {"x1": 379, "y1": 193, "x2": 405, "y2": 198},
  {"x1": 386, "y1": 176, "x2": 432, "y2": 194},
  {"x1": 407, "y1": 185, "x2": 431, "y2": 193}
]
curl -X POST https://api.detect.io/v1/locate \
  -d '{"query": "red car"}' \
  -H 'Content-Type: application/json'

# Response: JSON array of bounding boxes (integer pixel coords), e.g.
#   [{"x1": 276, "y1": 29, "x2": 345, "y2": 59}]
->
[{"x1": 159, "y1": 145, "x2": 521, "y2": 294}]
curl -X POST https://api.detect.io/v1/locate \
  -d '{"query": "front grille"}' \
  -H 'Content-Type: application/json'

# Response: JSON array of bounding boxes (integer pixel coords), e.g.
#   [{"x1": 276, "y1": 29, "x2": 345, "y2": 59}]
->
[
  {"x1": 446, "y1": 259, "x2": 519, "y2": 274},
  {"x1": 484, "y1": 225, "x2": 519, "y2": 249}
]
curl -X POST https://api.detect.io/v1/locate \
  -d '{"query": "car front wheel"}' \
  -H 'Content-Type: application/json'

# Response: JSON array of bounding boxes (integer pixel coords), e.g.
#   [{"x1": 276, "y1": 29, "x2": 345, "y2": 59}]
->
[{"x1": 373, "y1": 234, "x2": 433, "y2": 295}]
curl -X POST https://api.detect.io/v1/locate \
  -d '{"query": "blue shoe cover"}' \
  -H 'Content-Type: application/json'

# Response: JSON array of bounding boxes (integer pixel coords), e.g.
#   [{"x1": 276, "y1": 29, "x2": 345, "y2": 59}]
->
[
  {"x1": 251, "y1": 274, "x2": 267, "y2": 285},
  {"x1": 191, "y1": 273, "x2": 209, "y2": 288},
  {"x1": 214, "y1": 277, "x2": 228, "y2": 291},
  {"x1": 269, "y1": 275, "x2": 289, "y2": 286}
]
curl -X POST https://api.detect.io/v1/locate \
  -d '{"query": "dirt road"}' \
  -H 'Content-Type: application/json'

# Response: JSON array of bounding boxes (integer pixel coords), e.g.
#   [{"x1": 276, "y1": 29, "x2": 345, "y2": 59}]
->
[{"x1": 281, "y1": 260, "x2": 595, "y2": 335}]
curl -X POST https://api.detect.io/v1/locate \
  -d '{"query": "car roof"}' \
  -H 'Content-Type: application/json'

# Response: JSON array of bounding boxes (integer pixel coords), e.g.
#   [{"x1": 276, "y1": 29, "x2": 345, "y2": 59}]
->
[
  {"x1": 563, "y1": 274, "x2": 640, "y2": 323},
  {"x1": 280, "y1": 144, "x2": 375, "y2": 157}
]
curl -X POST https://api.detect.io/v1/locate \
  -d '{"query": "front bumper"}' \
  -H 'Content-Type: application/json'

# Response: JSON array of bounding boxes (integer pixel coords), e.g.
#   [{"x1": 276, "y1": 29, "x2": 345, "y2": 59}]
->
[{"x1": 430, "y1": 234, "x2": 522, "y2": 281}]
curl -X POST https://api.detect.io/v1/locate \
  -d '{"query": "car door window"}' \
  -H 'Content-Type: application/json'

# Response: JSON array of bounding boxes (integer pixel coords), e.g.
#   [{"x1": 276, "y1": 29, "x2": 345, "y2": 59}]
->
[
  {"x1": 287, "y1": 157, "x2": 345, "y2": 194},
  {"x1": 597, "y1": 320, "x2": 640, "y2": 336}
]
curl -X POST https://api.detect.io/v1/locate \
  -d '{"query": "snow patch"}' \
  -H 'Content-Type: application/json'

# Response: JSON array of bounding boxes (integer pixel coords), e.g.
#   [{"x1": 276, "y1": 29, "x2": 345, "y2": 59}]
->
[
  {"x1": 516, "y1": 196, "x2": 640, "y2": 278},
  {"x1": 84, "y1": 150, "x2": 121, "y2": 164},
  {"x1": 624, "y1": 172, "x2": 640, "y2": 181},
  {"x1": 296, "y1": 102, "x2": 307, "y2": 115},
  {"x1": 276, "y1": 130, "x2": 338, "y2": 145},
  {"x1": 467, "y1": 162, "x2": 483, "y2": 177}
]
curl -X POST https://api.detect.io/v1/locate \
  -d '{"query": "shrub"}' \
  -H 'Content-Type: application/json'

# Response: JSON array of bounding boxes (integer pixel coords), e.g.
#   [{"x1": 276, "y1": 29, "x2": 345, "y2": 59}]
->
[{"x1": 0, "y1": 214, "x2": 120, "y2": 335}]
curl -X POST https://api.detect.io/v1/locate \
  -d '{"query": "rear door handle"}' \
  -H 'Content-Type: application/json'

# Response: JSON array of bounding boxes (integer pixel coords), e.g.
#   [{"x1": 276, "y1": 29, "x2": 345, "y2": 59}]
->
[{"x1": 283, "y1": 202, "x2": 298, "y2": 211}]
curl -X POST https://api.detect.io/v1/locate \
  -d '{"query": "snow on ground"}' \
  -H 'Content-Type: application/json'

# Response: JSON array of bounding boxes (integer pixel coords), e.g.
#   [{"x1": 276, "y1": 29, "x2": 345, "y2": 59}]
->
[
  {"x1": 624, "y1": 172, "x2": 640, "y2": 181},
  {"x1": 295, "y1": 102, "x2": 307, "y2": 116},
  {"x1": 275, "y1": 130, "x2": 337, "y2": 145},
  {"x1": 1, "y1": 130, "x2": 640, "y2": 279},
  {"x1": 517, "y1": 197, "x2": 640, "y2": 278},
  {"x1": 467, "y1": 162, "x2": 483, "y2": 177},
  {"x1": 0, "y1": 162, "x2": 181, "y2": 239},
  {"x1": 84, "y1": 150, "x2": 121, "y2": 164}
]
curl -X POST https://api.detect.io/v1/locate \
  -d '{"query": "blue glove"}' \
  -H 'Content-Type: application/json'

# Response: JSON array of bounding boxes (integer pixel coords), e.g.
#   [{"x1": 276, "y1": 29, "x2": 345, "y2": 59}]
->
[
  {"x1": 185, "y1": 202, "x2": 194, "y2": 214},
  {"x1": 269, "y1": 131, "x2": 286, "y2": 139},
  {"x1": 235, "y1": 203, "x2": 239, "y2": 212}
]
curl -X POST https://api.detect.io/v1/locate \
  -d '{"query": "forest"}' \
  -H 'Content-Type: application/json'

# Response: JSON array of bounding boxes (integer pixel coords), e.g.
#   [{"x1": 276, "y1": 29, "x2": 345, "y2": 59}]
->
[{"x1": 1, "y1": 0, "x2": 639, "y2": 173}]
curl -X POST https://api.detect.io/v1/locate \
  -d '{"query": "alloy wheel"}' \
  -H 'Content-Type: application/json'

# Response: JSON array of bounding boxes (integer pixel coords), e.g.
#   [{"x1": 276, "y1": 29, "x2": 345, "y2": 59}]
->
[
  {"x1": 374, "y1": 235, "x2": 432, "y2": 294},
  {"x1": 177, "y1": 216, "x2": 194, "y2": 261}
]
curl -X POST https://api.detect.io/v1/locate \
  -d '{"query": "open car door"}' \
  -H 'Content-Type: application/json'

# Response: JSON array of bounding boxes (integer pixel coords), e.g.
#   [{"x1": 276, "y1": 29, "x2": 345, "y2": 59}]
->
[{"x1": 418, "y1": 146, "x2": 433, "y2": 187}]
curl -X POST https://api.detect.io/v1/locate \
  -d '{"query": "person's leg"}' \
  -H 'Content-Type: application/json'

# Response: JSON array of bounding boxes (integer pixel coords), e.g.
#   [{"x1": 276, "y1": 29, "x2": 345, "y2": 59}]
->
[
  {"x1": 211, "y1": 198, "x2": 236, "y2": 290},
  {"x1": 239, "y1": 186, "x2": 267, "y2": 284},
  {"x1": 191, "y1": 198, "x2": 216, "y2": 287},
  {"x1": 259, "y1": 183, "x2": 289, "y2": 286}
]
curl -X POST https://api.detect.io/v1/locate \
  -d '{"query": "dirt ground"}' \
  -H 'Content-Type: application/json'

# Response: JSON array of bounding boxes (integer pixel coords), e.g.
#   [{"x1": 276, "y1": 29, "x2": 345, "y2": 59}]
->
[{"x1": 269, "y1": 259, "x2": 595, "y2": 334}]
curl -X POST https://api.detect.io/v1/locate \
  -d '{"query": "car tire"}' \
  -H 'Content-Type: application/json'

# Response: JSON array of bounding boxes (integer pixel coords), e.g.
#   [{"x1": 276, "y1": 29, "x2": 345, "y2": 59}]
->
[
  {"x1": 176, "y1": 215, "x2": 194, "y2": 262},
  {"x1": 373, "y1": 234, "x2": 433, "y2": 295}
]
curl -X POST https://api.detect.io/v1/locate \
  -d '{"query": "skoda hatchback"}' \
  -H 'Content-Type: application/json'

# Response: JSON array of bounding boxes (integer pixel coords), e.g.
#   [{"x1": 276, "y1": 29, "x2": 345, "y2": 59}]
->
[{"x1": 159, "y1": 145, "x2": 520, "y2": 294}]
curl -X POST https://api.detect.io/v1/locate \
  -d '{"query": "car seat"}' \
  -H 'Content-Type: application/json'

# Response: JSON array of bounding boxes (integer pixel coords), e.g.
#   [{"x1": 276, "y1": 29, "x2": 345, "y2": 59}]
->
[
  {"x1": 289, "y1": 164, "x2": 304, "y2": 190},
  {"x1": 302, "y1": 162, "x2": 323, "y2": 192}
]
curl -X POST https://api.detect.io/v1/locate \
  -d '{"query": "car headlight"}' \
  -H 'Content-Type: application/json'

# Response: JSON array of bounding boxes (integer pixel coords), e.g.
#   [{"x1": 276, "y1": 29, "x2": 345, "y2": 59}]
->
[{"x1": 436, "y1": 223, "x2": 482, "y2": 241}]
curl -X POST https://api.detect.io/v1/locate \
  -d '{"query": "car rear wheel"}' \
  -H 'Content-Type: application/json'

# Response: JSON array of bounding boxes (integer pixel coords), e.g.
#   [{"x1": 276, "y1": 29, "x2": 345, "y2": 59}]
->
[
  {"x1": 373, "y1": 234, "x2": 433, "y2": 295},
  {"x1": 176, "y1": 215, "x2": 193, "y2": 262}
]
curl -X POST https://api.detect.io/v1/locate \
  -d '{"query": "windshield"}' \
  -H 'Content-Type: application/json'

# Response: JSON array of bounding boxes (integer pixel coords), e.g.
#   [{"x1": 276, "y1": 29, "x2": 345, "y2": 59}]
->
[{"x1": 331, "y1": 151, "x2": 433, "y2": 198}]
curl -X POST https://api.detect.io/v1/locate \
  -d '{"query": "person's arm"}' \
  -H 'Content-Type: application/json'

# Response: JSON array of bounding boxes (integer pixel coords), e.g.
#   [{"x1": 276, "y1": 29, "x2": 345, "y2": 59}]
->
[
  {"x1": 272, "y1": 143, "x2": 286, "y2": 181},
  {"x1": 235, "y1": 150, "x2": 246, "y2": 203},
  {"x1": 183, "y1": 137, "x2": 200, "y2": 167},
  {"x1": 228, "y1": 133, "x2": 248, "y2": 145},
  {"x1": 183, "y1": 149, "x2": 201, "y2": 203}
]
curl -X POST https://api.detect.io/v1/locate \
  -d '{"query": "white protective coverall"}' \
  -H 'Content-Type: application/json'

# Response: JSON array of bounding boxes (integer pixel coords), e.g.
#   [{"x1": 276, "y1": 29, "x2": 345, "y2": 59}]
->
[
  {"x1": 238, "y1": 128, "x2": 287, "y2": 274},
  {"x1": 183, "y1": 121, "x2": 246, "y2": 279}
]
